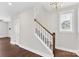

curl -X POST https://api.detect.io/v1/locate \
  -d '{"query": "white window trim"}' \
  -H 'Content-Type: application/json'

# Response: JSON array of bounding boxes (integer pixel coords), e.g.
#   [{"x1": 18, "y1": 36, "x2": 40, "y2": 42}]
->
[{"x1": 59, "y1": 10, "x2": 74, "y2": 32}]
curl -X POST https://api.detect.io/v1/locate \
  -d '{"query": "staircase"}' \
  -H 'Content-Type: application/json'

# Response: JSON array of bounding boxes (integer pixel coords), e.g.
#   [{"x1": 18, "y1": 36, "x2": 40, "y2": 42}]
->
[{"x1": 34, "y1": 19, "x2": 55, "y2": 56}]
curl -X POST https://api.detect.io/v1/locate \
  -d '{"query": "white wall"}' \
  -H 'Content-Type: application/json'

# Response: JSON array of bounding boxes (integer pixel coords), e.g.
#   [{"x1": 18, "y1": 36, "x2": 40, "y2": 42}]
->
[
  {"x1": 0, "y1": 21, "x2": 8, "y2": 38},
  {"x1": 35, "y1": 5, "x2": 78, "y2": 51},
  {"x1": 9, "y1": 3, "x2": 79, "y2": 56},
  {"x1": 10, "y1": 7, "x2": 53, "y2": 56},
  {"x1": 0, "y1": 6, "x2": 11, "y2": 38},
  {"x1": 78, "y1": 5, "x2": 79, "y2": 50},
  {"x1": 57, "y1": 5, "x2": 78, "y2": 50},
  {"x1": 0, "y1": 7, "x2": 11, "y2": 22},
  {"x1": 35, "y1": 6, "x2": 57, "y2": 33}
]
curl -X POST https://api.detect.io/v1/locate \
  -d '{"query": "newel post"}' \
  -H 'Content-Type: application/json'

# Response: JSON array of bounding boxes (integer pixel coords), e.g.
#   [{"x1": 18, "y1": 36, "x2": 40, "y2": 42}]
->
[
  {"x1": 52, "y1": 32, "x2": 55, "y2": 57},
  {"x1": 34, "y1": 19, "x2": 36, "y2": 21}
]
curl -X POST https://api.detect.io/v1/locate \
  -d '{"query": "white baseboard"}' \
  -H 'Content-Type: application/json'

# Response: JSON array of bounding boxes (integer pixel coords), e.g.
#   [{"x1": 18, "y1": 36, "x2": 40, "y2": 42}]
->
[
  {"x1": 76, "y1": 50, "x2": 79, "y2": 56},
  {"x1": 56, "y1": 46, "x2": 79, "y2": 56},
  {"x1": 0, "y1": 35, "x2": 9, "y2": 38},
  {"x1": 10, "y1": 41, "x2": 16, "y2": 44},
  {"x1": 0, "y1": 36, "x2": 9, "y2": 38},
  {"x1": 16, "y1": 43, "x2": 53, "y2": 57}
]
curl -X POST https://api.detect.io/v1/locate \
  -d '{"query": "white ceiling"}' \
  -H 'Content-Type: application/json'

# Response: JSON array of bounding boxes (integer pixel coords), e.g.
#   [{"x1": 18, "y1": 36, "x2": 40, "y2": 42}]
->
[
  {"x1": 0, "y1": 2, "x2": 78, "y2": 17},
  {"x1": 0, "y1": 2, "x2": 36, "y2": 16},
  {"x1": 41, "y1": 2, "x2": 78, "y2": 11}
]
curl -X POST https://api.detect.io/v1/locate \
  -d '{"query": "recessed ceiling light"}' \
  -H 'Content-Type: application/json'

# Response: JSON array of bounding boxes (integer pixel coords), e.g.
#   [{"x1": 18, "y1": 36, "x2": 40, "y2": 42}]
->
[{"x1": 8, "y1": 2, "x2": 12, "y2": 6}]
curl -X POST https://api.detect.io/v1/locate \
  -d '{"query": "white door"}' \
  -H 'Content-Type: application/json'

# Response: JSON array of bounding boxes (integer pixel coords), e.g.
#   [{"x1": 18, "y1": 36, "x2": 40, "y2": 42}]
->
[{"x1": 14, "y1": 19, "x2": 20, "y2": 44}]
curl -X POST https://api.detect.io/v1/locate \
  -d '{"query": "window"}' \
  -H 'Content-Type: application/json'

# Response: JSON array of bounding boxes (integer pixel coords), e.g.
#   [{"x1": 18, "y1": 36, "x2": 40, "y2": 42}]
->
[{"x1": 59, "y1": 10, "x2": 73, "y2": 32}]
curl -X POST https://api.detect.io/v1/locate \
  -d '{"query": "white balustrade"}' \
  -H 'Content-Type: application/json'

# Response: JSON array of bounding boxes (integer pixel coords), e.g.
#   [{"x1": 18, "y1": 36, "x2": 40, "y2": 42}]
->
[{"x1": 34, "y1": 21, "x2": 53, "y2": 51}]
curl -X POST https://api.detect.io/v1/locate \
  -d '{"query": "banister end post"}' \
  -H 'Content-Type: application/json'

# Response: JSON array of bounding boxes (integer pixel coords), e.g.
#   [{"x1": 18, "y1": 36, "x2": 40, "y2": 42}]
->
[
  {"x1": 53, "y1": 32, "x2": 55, "y2": 35},
  {"x1": 34, "y1": 19, "x2": 36, "y2": 21},
  {"x1": 52, "y1": 32, "x2": 55, "y2": 57}
]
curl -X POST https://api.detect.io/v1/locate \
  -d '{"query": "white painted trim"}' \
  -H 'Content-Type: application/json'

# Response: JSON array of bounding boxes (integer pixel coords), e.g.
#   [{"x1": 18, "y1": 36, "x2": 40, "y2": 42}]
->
[
  {"x1": 16, "y1": 43, "x2": 53, "y2": 57},
  {"x1": 76, "y1": 50, "x2": 79, "y2": 56},
  {"x1": 0, "y1": 36, "x2": 9, "y2": 38},
  {"x1": 56, "y1": 46, "x2": 79, "y2": 56},
  {"x1": 10, "y1": 41, "x2": 16, "y2": 44},
  {"x1": 56, "y1": 46, "x2": 77, "y2": 52}
]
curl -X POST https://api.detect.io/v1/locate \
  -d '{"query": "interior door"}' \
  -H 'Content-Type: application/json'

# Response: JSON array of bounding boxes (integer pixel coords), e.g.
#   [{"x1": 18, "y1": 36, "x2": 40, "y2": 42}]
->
[{"x1": 14, "y1": 19, "x2": 20, "y2": 44}]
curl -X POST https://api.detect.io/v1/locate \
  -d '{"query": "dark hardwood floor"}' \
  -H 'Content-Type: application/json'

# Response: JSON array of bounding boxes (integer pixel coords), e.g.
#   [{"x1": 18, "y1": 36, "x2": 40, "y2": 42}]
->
[
  {"x1": 0, "y1": 37, "x2": 78, "y2": 57},
  {"x1": 0, "y1": 37, "x2": 41, "y2": 57},
  {"x1": 55, "y1": 49, "x2": 78, "y2": 57}
]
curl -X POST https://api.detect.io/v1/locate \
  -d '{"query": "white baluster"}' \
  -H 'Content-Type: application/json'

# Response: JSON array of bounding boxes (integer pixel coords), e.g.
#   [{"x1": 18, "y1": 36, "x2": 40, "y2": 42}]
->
[
  {"x1": 46, "y1": 31, "x2": 48, "y2": 46},
  {"x1": 42, "y1": 28, "x2": 44, "y2": 42},
  {"x1": 40, "y1": 26, "x2": 42, "y2": 41},
  {"x1": 39, "y1": 24, "x2": 41, "y2": 38},
  {"x1": 51, "y1": 36, "x2": 53, "y2": 50},
  {"x1": 47, "y1": 34, "x2": 50, "y2": 48},
  {"x1": 49, "y1": 33, "x2": 51, "y2": 49},
  {"x1": 35, "y1": 23, "x2": 38, "y2": 35},
  {"x1": 37, "y1": 24, "x2": 39, "y2": 36},
  {"x1": 45, "y1": 31, "x2": 47, "y2": 45},
  {"x1": 35, "y1": 22, "x2": 37, "y2": 34}
]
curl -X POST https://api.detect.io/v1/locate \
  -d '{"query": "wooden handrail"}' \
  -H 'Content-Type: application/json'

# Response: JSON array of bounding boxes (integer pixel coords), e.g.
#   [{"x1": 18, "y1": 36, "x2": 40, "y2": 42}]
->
[{"x1": 34, "y1": 19, "x2": 53, "y2": 36}]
